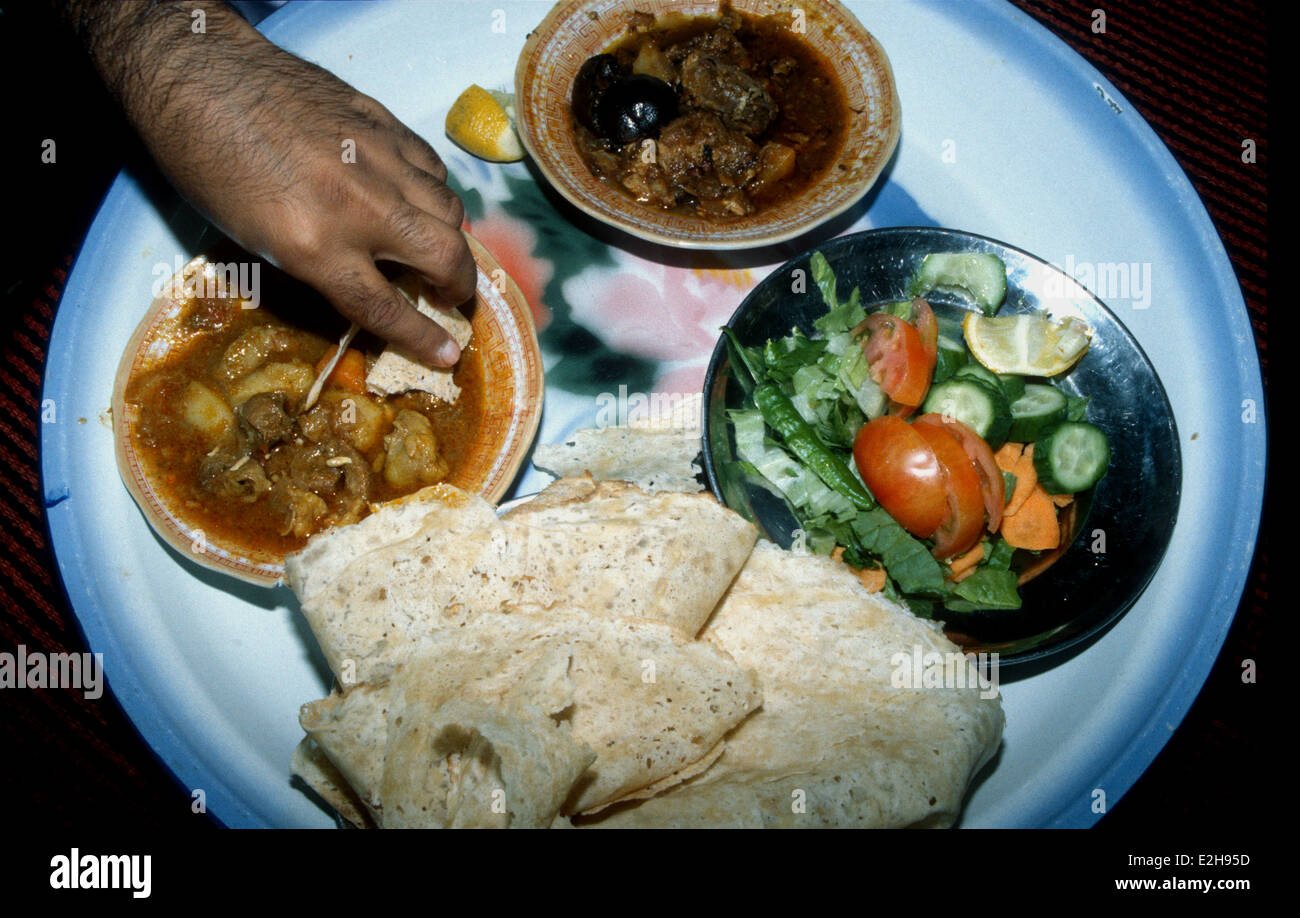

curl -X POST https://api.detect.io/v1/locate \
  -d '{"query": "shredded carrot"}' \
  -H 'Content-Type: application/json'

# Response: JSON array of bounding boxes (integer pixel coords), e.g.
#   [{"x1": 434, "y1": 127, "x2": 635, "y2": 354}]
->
[
  {"x1": 1050, "y1": 492, "x2": 1074, "y2": 508},
  {"x1": 832, "y1": 546, "x2": 887, "y2": 592},
  {"x1": 994, "y1": 442, "x2": 1024, "y2": 472},
  {"x1": 1000, "y1": 484, "x2": 1061, "y2": 551},
  {"x1": 856, "y1": 568, "x2": 887, "y2": 592},
  {"x1": 947, "y1": 543, "x2": 985, "y2": 579},
  {"x1": 315, "y1": 346, "x2": 367, "y2": 394},
  {"x1": 1003, "y1": 443, "x2": 1040, "y2": 517},
  {"x1": 950, "y1": 565, "x2": 980, "y2": 584}
]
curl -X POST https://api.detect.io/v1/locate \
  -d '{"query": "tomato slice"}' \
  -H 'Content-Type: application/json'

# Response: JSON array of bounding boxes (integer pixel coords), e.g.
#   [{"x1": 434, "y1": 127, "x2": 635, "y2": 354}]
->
[
  {"x1": 851, "y1": 416, "x2": 947, "y2": 538},
  {"x1": 912, "y1": 422, "x2": 985, "y2": 559},
  {"x1": 887, "y1": 400, "x2": 917, "y2": 419},
  {"x1": 858, "y1": 314, "x2": 934, "y2": 408},
  {"x1": 912, "y1": 296, "x2": 938, "y2": 365},
  {"x1": 913, "y1": 413, "x2": 1005, "y2": 533}
]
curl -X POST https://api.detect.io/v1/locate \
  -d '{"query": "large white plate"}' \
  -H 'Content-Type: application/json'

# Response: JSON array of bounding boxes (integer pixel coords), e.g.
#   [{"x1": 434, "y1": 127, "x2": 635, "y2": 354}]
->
[{"x1": 42, "y1": 0, "x2": 1265, "y2": 828}]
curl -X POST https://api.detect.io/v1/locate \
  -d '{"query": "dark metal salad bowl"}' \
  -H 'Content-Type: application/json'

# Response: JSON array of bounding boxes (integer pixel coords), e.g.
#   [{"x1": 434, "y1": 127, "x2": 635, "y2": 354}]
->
[{"x1": 701, "y1": 227, "x2": 1182, "y2": 668}]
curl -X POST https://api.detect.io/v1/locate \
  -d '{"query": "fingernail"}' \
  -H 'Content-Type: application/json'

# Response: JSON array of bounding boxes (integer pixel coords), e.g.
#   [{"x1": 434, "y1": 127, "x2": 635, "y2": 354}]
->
[{"x1": 436, "y1": 338, "x2": 461, "y2": 367}]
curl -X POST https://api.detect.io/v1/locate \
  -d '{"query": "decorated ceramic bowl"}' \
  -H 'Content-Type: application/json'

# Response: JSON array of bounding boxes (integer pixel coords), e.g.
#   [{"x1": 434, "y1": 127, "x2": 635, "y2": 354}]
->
[
  {"x1": 111, "y1": 235, "x2": 544, "y2": 587},
  {"x1": 514, "y1": 0, "x2": 901, "y2": 249}
]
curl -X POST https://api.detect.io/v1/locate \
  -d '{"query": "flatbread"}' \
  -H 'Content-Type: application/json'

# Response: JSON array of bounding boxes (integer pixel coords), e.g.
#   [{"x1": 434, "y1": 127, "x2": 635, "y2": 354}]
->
[
  {"x1": 381, "y1": 695, "x2": 595, "y2": 829},
  {"x1": 532, "y1": 427, "x2": 703, "y2": 493},
  {"x1": 289, "y1": 478, "x2": 757, "y2": 685},
  {"x1": 365, "y1": 272, "x2": 473, "y2": 403},
  {"x1": 283, "y1": 483, "x2": 488, "y2": 606},
  {"x1": 575, "y1": 541, "x2": 1005, "y2": 828},
  {"x1": 300, "y1": 608, "x2": 762, "y2": 816},
  {"x1": 497, "y1": 477, "x2": 754, "y2": 634},
  {"x1": 532, "y1": 392, "x2": 705, "y2": 493},
  {"x1": 298, "y1": 681, "x2": 391, "y2": 822},
  {"x1": 290, "y1": 736, "x2": 374, "y2": 829}
]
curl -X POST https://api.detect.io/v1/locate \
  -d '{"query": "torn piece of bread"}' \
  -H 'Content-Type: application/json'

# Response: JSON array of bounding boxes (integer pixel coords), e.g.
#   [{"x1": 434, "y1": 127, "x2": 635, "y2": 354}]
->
[
  {"x1": 533, "y1": 427, "x2": 704, "y2": 493},
  {"x1": 365, "y1": 272, "x2": 473, "y2": 403},
  {"x1": 533, "y1": 392, "x2": 705, "y2": 493}
]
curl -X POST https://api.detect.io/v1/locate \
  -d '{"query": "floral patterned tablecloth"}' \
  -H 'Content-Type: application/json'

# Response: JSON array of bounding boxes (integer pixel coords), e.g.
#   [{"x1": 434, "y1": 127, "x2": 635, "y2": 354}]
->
[{"x1": 0, "y1": 0, "x2": 1268, "y2": 835}]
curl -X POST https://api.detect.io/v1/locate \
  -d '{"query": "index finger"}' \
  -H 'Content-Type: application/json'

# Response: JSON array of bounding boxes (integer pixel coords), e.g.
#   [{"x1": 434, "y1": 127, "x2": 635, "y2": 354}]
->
[
  {"x1": 319, "y1": 258, "x2": 462, "y2": 367},
  {"x1": 374, "y1": 204, "x2": 477, "y2": 311}
]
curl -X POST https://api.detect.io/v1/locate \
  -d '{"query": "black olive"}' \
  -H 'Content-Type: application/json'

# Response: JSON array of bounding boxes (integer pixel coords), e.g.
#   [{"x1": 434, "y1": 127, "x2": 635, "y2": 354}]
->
[
  {"x1": 593, "y1": 74, "x2": 679, "y2": 145},
  {"x1": 572, "y1": 54, "x2": 625, "y2": 133}
]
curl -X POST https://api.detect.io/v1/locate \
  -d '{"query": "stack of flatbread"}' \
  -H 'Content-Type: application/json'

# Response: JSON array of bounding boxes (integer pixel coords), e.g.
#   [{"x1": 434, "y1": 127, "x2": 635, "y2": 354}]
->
[
  {"x1": 287, "y1": 454, "x2": 1004, "y2": 828},
  {"x1": 288, "y1": 477, "x2": 764, "y2": 827}
]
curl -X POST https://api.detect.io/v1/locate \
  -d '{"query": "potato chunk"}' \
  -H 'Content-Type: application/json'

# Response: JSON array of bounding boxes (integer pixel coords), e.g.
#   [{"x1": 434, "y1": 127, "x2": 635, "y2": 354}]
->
[
  {"x1": 328, "y1": 390, "x2": 392, "y2": 454},
  {"x1": 181, "y1": 380, "x2": 235, "y2": 444},
  {"x1": 227, "y1": 361, "x2": 314, "y2": 410}
]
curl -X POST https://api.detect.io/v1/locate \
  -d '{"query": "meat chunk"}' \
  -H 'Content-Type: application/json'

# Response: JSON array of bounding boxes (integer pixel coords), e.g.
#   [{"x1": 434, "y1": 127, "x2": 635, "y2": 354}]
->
[
  {"x1": 656, "y1": 111, "x2": 760, "y2": 208},
  {"x1": 299, "y1": 390, "x2": 392, "y2": 454},
  {"x1": 198, "y1": 447, "x2": 271, "y2": 504},
  {"x1": 213, "y1": 326, "x2": 295, "y2": 386},
  {"x1": 265, "y1": 437, "x2": 373, "y2": 530},
  {"x1": 618, "y1": 146, "x2": 676, "y2": 208},
  {"x1": 382, "y1": 409, "x2": 450, "y2": 490},
  {"x1": 268, "y1": 439, "x2": 371, "y2": 497},
  {"x1": 665, "y1": 10, "x2": 750, "y2": 69},
  {"x1": 236, "y1": 391, "x2": 295, "y2": 450},
  {"x1": 679, "y1": 51, "x2": 777, "y2": 137},
  {"x1": 269, "y1": 481, "x2": 328, "y2": 539}
]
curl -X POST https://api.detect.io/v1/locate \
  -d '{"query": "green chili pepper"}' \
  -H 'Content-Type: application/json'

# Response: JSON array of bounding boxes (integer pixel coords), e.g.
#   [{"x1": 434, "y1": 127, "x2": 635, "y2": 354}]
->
[{"x1": 753, "y1": 382, "x2": 875, "y2": 511}]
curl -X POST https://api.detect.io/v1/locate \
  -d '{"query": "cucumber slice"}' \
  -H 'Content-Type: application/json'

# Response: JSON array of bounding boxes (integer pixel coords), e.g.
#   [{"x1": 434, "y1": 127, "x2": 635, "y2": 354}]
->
[
  {"x1": 1033, "y1": 421, "x2": 1110, "y2": 493},
  {"x1": 909, "y1": 253, "x2": 1008, "y2": 316},
  {"x1": 954, "y1": 362, "x2": 1001, "y2": 390},
  {"x1": 953, "y1": 364, "x2": 1029, "y2": 408},
  {"x1": 997, "y1": 373, "x2": 1026, "y2": 403},
  {"x1": 920, "y1": 378, "x2": 1012, "y2": 448},
  {"x1": 1007, "y1": 383, "x2": 1068, "y2": 442},
  {"x1": 933, "y1": 334, "x2": 968, "y2": 383}
]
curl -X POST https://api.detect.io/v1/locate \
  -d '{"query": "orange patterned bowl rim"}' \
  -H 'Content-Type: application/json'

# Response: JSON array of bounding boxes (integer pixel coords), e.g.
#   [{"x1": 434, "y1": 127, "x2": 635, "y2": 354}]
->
[
  {"x1": 514, "y1": 0, "x2": 901, "y2": 249},
  {"x1": 110, "y1": 234, "x2": 544, "y2": 587}
]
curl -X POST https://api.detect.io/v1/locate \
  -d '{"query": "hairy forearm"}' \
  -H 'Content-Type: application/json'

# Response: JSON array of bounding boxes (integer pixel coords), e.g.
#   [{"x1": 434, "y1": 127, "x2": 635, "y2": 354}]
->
[
  {"x1": 50, "y1": 0, "x2": 476, "y2": 367},
  {"x1": 55, "y1": 2, "x2": 261, "y2": 127},
  {"x1": 52, "y1": 2, "x2": 304, "y2": 194}
]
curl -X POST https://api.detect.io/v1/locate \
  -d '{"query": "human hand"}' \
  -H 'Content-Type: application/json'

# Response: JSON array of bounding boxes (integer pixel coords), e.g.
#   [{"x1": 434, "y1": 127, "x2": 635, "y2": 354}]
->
[{"x1": 61, "y1": 0, "x2": 474, "y2": 367}]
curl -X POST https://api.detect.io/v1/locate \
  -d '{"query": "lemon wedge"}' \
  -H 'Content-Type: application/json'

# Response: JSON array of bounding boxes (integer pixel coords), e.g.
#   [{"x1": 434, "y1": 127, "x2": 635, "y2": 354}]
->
[
  {"x1": 963, "y1": 312, "x2": 1092, "y2": 376},
  {"x1": 445, "y1": 85, "x2": 525, "y2": 162}
]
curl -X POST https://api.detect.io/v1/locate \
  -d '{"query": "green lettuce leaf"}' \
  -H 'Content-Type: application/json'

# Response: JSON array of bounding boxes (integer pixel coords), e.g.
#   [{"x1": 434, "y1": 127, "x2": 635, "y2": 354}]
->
[{"x1": 850, "y1": 509, "x2": 947, "y2": 596}]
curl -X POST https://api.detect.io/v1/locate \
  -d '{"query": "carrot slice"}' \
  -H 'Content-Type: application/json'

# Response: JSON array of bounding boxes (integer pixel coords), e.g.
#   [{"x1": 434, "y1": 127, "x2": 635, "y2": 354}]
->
[
  {"x1": 1051, "y1": 492, "x2": 1074, "y2": 508},
  {"x1": 1005, "y1": 443, "x2": 1040, "y2": 517},
  {"x1": 315, "y1": 346, "x2": 367, "y2": 394},
  {"x1": 1000, "y1": 484, "x2": 1060, "y2": 551},
  {"x1": 854, "y1": 567, "x2": 887, "y2": 592}
]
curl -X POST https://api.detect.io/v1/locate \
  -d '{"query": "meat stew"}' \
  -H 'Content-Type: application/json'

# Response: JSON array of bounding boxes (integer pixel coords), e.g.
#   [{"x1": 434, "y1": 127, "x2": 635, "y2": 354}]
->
[
  {"x1": 571, "y1": 6, "x2": 849, "y2": 219},
  {"x1": 122, "y1": 259, "x2": 483, "y2": 557}
]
